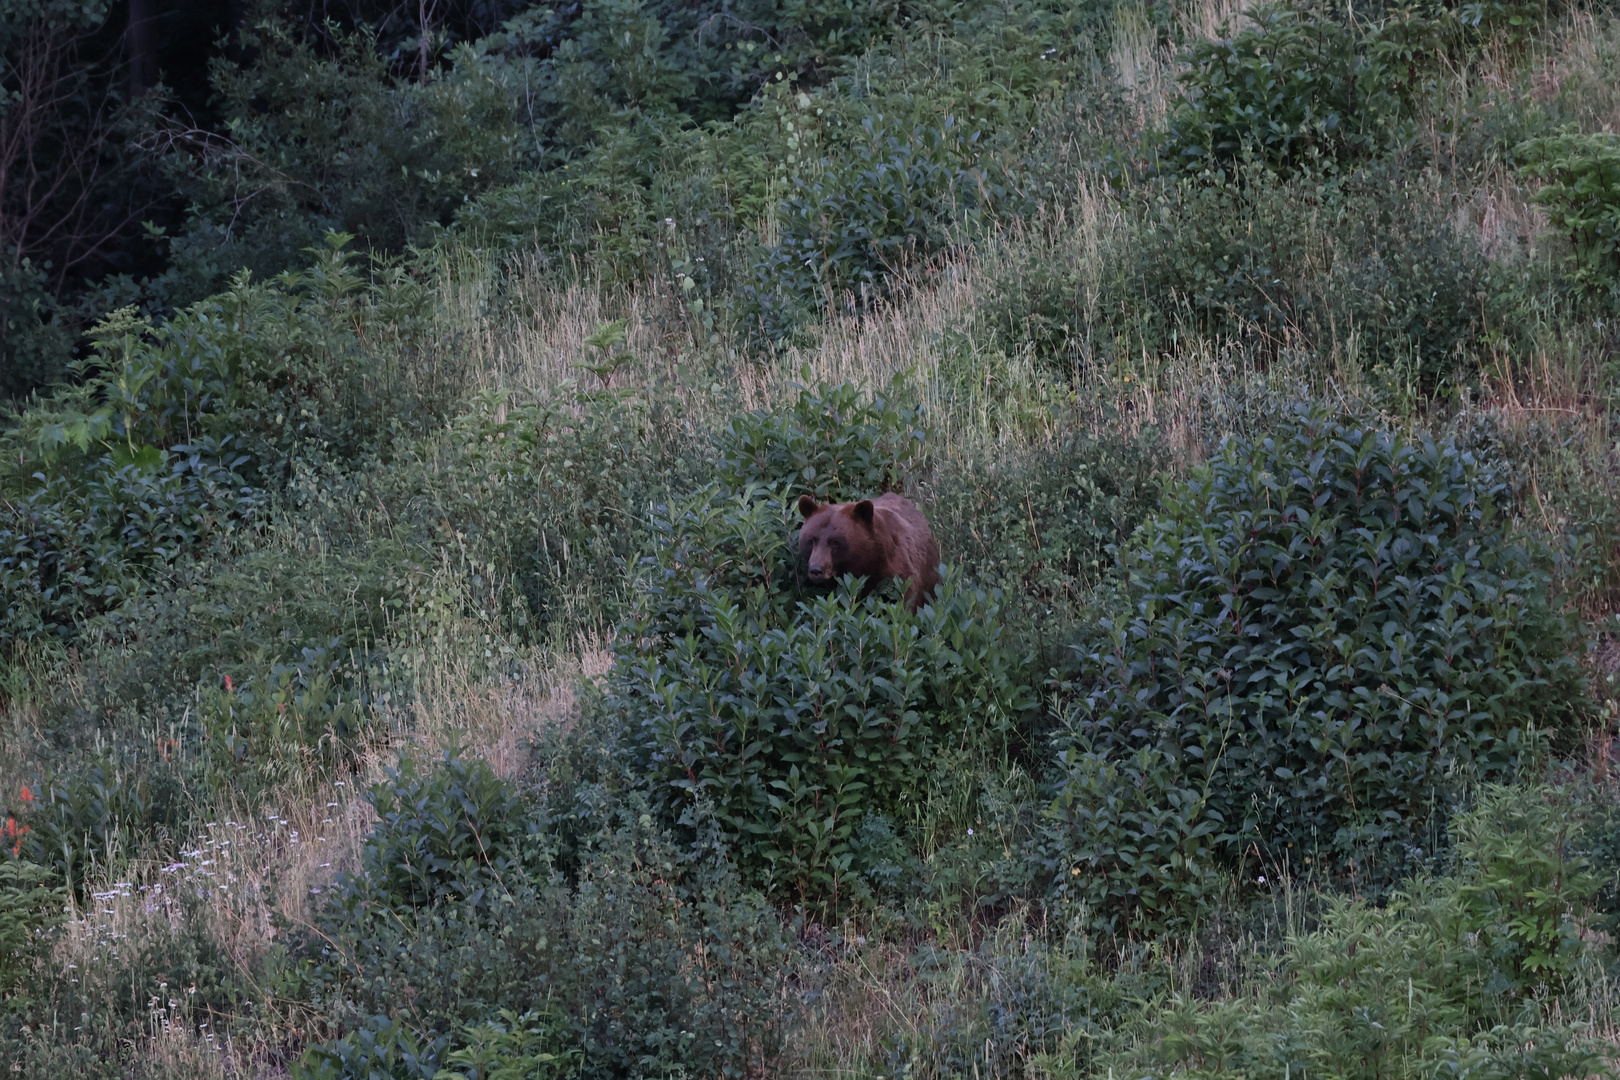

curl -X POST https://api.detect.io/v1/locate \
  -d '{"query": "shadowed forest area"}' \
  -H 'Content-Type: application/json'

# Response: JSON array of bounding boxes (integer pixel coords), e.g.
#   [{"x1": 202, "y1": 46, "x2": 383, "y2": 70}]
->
[{"x1": 4, "y1": 0, "x2": 1620, "y2": 1076}]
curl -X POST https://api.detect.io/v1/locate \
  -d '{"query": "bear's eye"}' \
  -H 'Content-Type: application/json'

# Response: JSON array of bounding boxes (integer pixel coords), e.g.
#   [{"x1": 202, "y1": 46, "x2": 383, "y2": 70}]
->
[{"x1": 829, "y1": 537, "x2": 847, "y2": 554}]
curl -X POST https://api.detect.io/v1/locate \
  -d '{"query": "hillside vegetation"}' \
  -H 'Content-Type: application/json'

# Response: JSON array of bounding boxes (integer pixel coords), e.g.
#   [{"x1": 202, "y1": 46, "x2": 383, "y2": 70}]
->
[{"x1": 3, "y1": 0, "x2": 1620, "y2": 1076}]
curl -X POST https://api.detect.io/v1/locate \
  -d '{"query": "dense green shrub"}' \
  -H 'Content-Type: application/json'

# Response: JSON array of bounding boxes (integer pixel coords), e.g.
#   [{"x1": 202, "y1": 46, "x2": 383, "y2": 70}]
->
[
  {"x1": 1051, "y1": 785, "x2": 1610, "y2": 1079},
  {"x1": 747, "y1": 116, "x2": 988, "y2": 338},
  {"x1": 926, "y1": 427, "x2": 1167, "y2": 645},
  {"x1": 1518, "y1": 130, "x2": 1620, "y2": 289},
  {"x1": 360, "y1": 756, "x2": 535, "y2": 915},
  {"x1": 717, "y1": 380, "x2": 925, "y2": 500},
  {"x1": 0, "y1": 859, "x2": 63, "y2": 1009},
  {"x1": 1110, "y1": 164, "x2": 1491, "y2": 386},
  {"x1": 1162, "y1": 2, "x2": 1446, "y2": 174},
  {"x1": 20, "y1": 760, "x2": 190, "y2": 894},
  {"x1": 0, "y1": 451, "x2": 256, "y2": 651},
  {"x1": 618, "y1": 546, "x2": 1027, "y2": 908},
  {"x1": 398, "y1": 383, "x2": 702, "y2": 645},
  {"x1": 1048, "y1": 407, "x2": 1586, "y2": 924},
  {"x1": 302, "y1": 767, "x2": 790, "y2": 1080},
  {"x1": 0, "y1": 259, "x2": 73, "y2": 400},
  {"x1": 299, "y1": 1008, "x2": 579, "y2": 1080},
  {"x1": 1449, "y1": 785, "x2": 1598, "y2": 996},
  {"x1": 195, "y1": 647, "x2": 379, "y2": 803},
  {"x1": 295, "y1": 1013, "x2": 451, "y2": 1080},
  {"x1": 168, "y1": 19, "x2": 546, "y2": 288},
  {"x1": 0, "y1": 237, "x2": 452, "y2": 658},
  {"x1": 169, "y1": 0, "x2": 912, "y2": 296},
  {"x1": 1044, "y1": 744, "x2": 1223, "y2": 935},
  {"x1": 606, "y1": 383, "x2": 1031, "y2": 909}
]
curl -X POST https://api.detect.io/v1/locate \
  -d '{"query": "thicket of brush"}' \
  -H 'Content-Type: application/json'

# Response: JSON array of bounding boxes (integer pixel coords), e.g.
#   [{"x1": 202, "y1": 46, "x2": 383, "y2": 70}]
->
[{"x1": 4, "y1": 0, "x2": 1620, "y2": 1076}]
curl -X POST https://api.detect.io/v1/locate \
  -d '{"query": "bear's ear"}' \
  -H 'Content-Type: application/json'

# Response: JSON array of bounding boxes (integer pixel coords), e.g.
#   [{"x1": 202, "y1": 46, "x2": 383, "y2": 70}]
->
[
  {"x1": 851, "y1": 500, "x2": 875, "y2": 527},
  {"x1": 797, "y1": 494, "x2": 820, "y2": 520}
]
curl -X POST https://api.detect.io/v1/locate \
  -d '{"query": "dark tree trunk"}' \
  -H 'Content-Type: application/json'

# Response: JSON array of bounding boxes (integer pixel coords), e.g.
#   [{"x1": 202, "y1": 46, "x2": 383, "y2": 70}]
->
[{"x1": 128, "y1": 0, "x2": 158, "y2": 96}]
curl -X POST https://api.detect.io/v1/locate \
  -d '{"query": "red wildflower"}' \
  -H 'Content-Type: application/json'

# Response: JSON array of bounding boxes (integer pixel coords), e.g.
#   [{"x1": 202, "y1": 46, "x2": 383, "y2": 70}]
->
[
  {"x1": 224, "y1": 674, "x2": 235, "y2": 692},
  {"x1": 18, "y1": 785, "x2": 31, "y2": 803},
  {"x1": 6, "y1": 817, "x2": 31, "y2": 856}
]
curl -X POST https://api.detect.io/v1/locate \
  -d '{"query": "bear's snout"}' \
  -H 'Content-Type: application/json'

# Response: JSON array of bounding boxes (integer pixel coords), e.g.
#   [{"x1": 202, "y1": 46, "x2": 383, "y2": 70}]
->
[{"x1": 805, "y1": 549, "x2": 833, "y2": 582}]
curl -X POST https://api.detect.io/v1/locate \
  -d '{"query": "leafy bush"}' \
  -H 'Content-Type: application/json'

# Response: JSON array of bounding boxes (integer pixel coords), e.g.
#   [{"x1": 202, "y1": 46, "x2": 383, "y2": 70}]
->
[
  {"x1": 397, "y1": 383, "x2": 702, "y2": 646},
  {"x1": 303, "y1": 772, "x2": 790, "y2": 1080},
  {"x1": 606, "y1": 383, "x2": 1031, "y2": 909},
  {"x1": 20, "y1": 760, "x2": 189, "y2": 894},
  {"x1": 196, "y1": 647, "x2": 379, "y2": 803},
  {"x1": 295, "y1": 1014, "x2": 449, "y2": 1080},
  {"x1": 1162, "y1": 2, "x2": 1446, "y2": 174},
  {"x1": 434, "y1": 1010, "x2": 581, "y2": 1080},
  {"x1": 170, "y1": 20, "x2": 544, "y2": 288},
  {"x1": 1111, "y1": 163, "x2": 1491, "y2": 387},
  {"x1": 926, "y1": 427, "x2": 1167, "y2": 645},
  {"x1": 0, "y1": 258, "x2": 72, "y2": 400},
  {"x1": 618, "y1": 548, "x2": 1027, "y2": 908},
  {"x1": 0, "y1": 450, "x2": 256, "y2": 651},
  {"x1": 1518, "y1": 130, "x2": 1620, "y2": 289},
  {"x1": 5, "y1": 235, "x2": 442, "y2": 491},
  {"x1": 1051, "y1": 407, "x2": 1586, "y2": 919},
  {"x1": 747, "y1": 117, "x2": 987, "y2": 338},
  {"x1": 1043, "y1": 744, "x2": 1223, "y2": 935},
  {"x1": 360, "y1": 756, "x2": 535, "y2": 916},
  {"x1": 0, "y1": 236, "x2": 452, "y2": 658},
  {"x1": 0, "y1": 858, "x2": 63, "y2": 1008},
  {"x1": 716, "y1": 380, "x2": 925, "y2": 500},
  {"x1": 1450, "y1": 785, "x2": 1599, "y2": 995},
  {"x1": 1050, "y1": 784, "x2": 1611, "y2": 1080}
]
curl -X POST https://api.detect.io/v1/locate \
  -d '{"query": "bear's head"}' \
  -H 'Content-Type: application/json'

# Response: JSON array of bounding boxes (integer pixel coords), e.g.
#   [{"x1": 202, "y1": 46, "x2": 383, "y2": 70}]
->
[{"x1": 797, "y1": 495, "x2": 883, "y2": 586}]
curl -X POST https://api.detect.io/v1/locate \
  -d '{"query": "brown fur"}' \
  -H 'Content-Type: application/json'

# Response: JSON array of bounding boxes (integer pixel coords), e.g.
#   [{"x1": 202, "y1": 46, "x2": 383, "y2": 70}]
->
[{"x1": 796, "y1": 492, "x2": 942, "y2": 612}]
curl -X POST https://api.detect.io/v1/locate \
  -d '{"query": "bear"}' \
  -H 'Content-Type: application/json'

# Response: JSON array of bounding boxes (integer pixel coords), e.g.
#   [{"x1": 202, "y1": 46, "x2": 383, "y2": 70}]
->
[{"x1": 797, "y1": 492, "x2": 942, "y2": 612}]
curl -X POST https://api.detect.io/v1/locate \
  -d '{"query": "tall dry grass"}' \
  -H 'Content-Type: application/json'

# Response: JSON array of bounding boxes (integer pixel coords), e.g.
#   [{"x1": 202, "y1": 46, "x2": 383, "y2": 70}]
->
[{"x1": 35, "y1": 633, "x2": 604, "y2": 1076}]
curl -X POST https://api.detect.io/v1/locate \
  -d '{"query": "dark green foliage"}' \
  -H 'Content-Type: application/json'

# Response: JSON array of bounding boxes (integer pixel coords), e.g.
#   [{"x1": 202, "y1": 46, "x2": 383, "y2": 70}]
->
[
  {"x1": 298, "y1": 1009, "x2": 580, "y2": 1080},
  {"x1": 0, "y1": 2, "x2": 193, "y2": 400},
  {"x1": 295, "y1": 1014, "x2": 449, "y2": 1080},
  {"x1": 1080, "y1": 786, "x2": 1611, "y2": 1080},
  {"x1": 361, "y1": 756, "x2": 534, "y2": 914},
  {"x1": 0, "y1": 259, "x2": 73, "y2": 400},
  {"x1": 1044, "y1": 744, "x2": 1223, "y2": 935},
  {"x1": 435, "y1": 1010, "x2": 581, "y2": 1080},
  {"x1": 195, "y1": 645, "x2": 380, "y2": 803},
  {"x1": 0, "y1": 859, "x2": 63, "y2": 1009},
  {"x1": 167, "y1": 0, "x2": 910, "y2": 295},
  {"x1": 1518, "y1": 130, "x2": 1620, "y2": 289},
  {"x1": 1049, "y1": 407, "x2": 1586, "y2": 925},
  {"x1": 748, "y1": 117, "x2": 987, "y2": 338},
  {"x1": 174, "y1": 21, "x2": 543, "y2": 286},
  {"x1": 20, "y1": 760, "x2": 189, "y2": 894},
  {"x1": 0, "y1": 237, "x2": 451, "y2": 658},
  {"x1": 1580, "y1": 781, "x2": 1620, "y2": 938},
  {"x1": 401, "y1": 383, "x2": 701, "y2": 645},
  {"x1": 608, "y1": 384, "x2": 1032, "y2": 909},
  {"x1": 717, "y1": 380, "x2": 925, "y2": 500},
  {"x1": 0, "y1": 451, "x2": 256, "y2": 650},
  {"x1": 303, "y1": 768, "x2": 791, "y2": 1080},
  {"x1": 618, "y1": 550, "x2": 1027, "y2": 908},
  {"x1": 1116, "y1": 164, "x2": 1491, "y2": 387},
  {"x1": 1162, "y1": 1, "x2": 1447, "y2": 174},
  {"x1": 1450, "y1": 785, "x2": 1598, "y2": 996},
  {"x1": 926, "y1": 426, "x2": 1167, "y2": 644}
]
